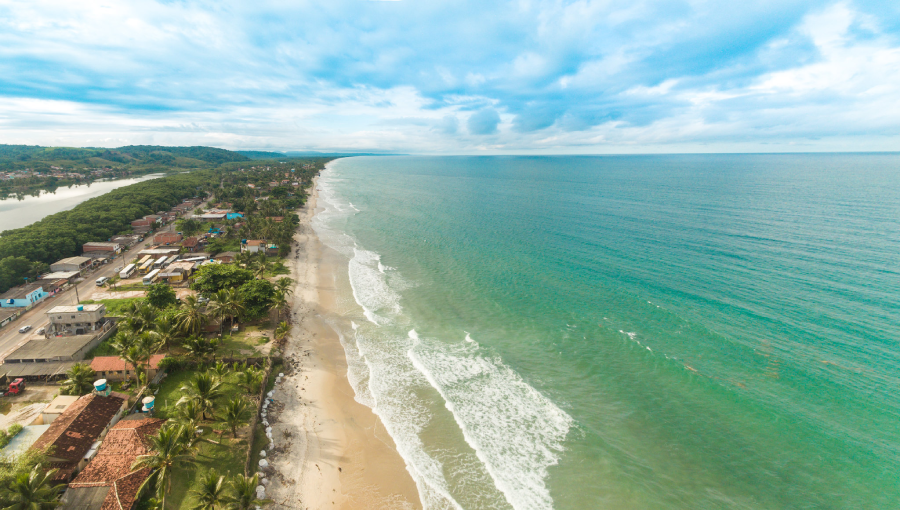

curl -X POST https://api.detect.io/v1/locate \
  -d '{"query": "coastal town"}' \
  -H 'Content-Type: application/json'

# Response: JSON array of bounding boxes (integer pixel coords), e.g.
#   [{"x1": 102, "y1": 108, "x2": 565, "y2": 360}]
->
[{"x1": 0, "y1": 157, "x2": 331, "y2": 510}]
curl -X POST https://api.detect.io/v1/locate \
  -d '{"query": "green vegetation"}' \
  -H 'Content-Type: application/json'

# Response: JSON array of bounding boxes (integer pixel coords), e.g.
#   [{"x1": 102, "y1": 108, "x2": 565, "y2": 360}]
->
[
  {"x1": 0, "y1": 451, "x2": 53, "y2": 509},
  {"x1": 60, "y1": 363, "x2": 97, "y2": 395},
  {"x1": 81, "y1": 297, "x2": 146, "y2": 316},
  {"x1": 147, "y1": 283, "x2": 178, "y2": 309},
  {"x1": 0, "y1": 424, "x2": 24, "y2": 449},
  {"x1": 190, "y1": 265, "x2": 253, "y2": 295}
]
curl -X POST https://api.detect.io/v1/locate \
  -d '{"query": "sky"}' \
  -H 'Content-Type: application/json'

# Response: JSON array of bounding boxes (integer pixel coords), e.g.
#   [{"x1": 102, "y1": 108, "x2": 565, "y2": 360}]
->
[{"x1": 0, "y1": 0, "x2": 899, "y2": 154}]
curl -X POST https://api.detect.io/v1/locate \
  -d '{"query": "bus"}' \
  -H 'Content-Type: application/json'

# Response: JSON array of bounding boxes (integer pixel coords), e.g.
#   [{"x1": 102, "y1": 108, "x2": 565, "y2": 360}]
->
[
  {"x1": 119, "y1": 264, "x2": 137, "y2": 279},
  {"x1": 136, "y1": 255, "x2": 152, "y2": 267},
  {"x1": 164, "y1": 255, "x2": 179, "y2": 267},
  {"x1": 138, "y1": 259, "x2": 154, "y2": 275},
  {"x1": 152, "y1": 256, "x2": 168, "y2": 269},
  {"x1": 143, "y1": 268, "x2": 161, "y2": 285}
]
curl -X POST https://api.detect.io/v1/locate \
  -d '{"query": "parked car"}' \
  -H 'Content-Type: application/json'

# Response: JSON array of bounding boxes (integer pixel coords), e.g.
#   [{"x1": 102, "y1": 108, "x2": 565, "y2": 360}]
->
[
  {"x1": 96, "y1": 276, "x2": 110, "y2": 286},
  {"x1": 198, "y1": 296, "x2": 210, "y2": 304},
  {"x1": 18, "y1": 325, "x2": 31, "y2": 333},
  {"x1": 36, "y1": 327, "x2": 45, "y2": 335}
]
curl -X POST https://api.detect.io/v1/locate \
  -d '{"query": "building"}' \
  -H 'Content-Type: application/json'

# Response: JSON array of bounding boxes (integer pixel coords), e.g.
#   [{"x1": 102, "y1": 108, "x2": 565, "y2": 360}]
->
[
  {"x1": 0, "y1": 308, "x2": 22, "y2": 328},
  {"x1": 38, "y1": 271, "x2": 80, "y2": 284},
  {"x1": 182, "y1": 236, "x2": 199, "y2": 252},
  {"x1": 110, "y1": 235, "x2": 142, "y2": 247},
  {"x1": 46, "y1": 304, "x2": 108, "y2": 336},
  {"x1": 61, "y1": 418, "x2": 167, "y2": 510},
  {"x1": 0, "y1": 283, "x2": 48, "y2": 308},
  {"x1": 90, "y1": 354, "x2": 166, "y2": 382},
  {"x1": 4, "y1": 335, "x2": 102, "y2": 363},
  {"x1": 137, "y1": 247, "x2": 180, "y2": 257},
  {"x1": 195, "y1": 213, "x2": 226, "y2": 221},
  {"x1": 241, "y1": 240, "x2": 265, "y2": 253},
  {"x1": 82, "y1": 242, "x2": 123, "y2": 254},
  {"x1": 153, "y1": 232, "x2": 183, "y2": 245},
  {"x1": 157, "y1": 261, "x2": 195, "y2": 283},
  {"x1": 214, "y1": 251, "x2": 237, "y2": 263},
  {"x1": 50, "y1": 256, "x2": 93, "y2": 273},
  {"x1": 42, "y1": 395, "x2": 80, "y2": 424},
  {"x1": 30, "y1": 393, "x2": 128, "y2": 481}
]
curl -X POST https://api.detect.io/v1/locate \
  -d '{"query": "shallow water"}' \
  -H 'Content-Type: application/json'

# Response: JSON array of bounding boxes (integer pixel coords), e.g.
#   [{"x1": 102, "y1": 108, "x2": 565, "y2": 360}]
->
[
  {"x1": 312, "y1": 154, "x2": 900, "y2": 509},
  {"x1": 0, "y1": 173, "x2": 164, "y2": 231}
]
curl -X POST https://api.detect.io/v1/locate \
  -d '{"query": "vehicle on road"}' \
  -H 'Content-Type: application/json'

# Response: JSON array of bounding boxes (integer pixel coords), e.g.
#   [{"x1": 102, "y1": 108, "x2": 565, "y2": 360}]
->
[
  {"x1": 18, "y1": 325, "x2": 31, "y2": 333},
  {"x1": 36, "y1": 327, "x2": 45, "y2": 335},
  {"x1": 96, "y1": 276, "x2": 110, "y2": 286}
]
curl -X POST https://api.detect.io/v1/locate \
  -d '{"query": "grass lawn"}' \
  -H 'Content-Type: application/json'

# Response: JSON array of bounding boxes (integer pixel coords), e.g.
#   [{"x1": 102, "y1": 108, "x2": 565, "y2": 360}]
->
[
  {"x1": 216, "y1": 333, "x2": 264, "y2": 357},
  {"x1": 80, "y1": 297, "x2": 145, "y2": 316},
  {"x1": 152, "y1": 368, "x2": 255, "y2": 510},
  {"x1": 108, "y1": 283, "x2": 146, "y2": 292}
]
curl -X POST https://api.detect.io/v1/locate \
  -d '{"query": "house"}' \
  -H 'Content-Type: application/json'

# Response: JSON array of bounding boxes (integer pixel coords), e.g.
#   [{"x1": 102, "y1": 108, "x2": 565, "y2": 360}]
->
[
  {"x1": 182, "y1": 236, "x2": 199, "y2": 252},
  {"x1": 90, "y1": 354, "x2": 166, "y2": 382},
  {"x1": 46, "y1": 304, "x2": 108, "y2": 336},
  {"x1": 154, "y1": 232, "x2": 182, "y2": 245},
  {"x1": 196, "y1": 213, "x2": 226, "y2": 221},
  {"x1": 50, "y1": 256, "x2": 93, "y2": 274},
  {"x1": 241, "y1": 240, "x2": 265, "y2": 253},
  {"x1": 130, "y1": 219, "x2": 152, "y2": 228},
  {"x1": 0, "y1": 283, "x2": 48, "y2": 308},
  {"x1": 62, "y1": 418, "x2": 167, "y2": 510},
  {"x1": 29, "y1": 392, "x2": 128, "y2": 481},
  {"x1": 42, "y1": 395, "x2": 81, "y2": 424},
  {"x1": 39, "y1": 271, "x2": 80, "y2": 285},
  {"x1": 110, "y1": 235, "x2": 142, "y2": 247},
  {"x1": 266, "y1": 243, "x2": 279, "y2": 256},
  {"x1": 0, "y1": 308, "x2": 22, "y2": 328},
  {"x1": 82, "y1": 242, "x2": 123, "y2": 254},
  {"x1": 214, "y1": 251, "x2": 237, "y2": 263}
]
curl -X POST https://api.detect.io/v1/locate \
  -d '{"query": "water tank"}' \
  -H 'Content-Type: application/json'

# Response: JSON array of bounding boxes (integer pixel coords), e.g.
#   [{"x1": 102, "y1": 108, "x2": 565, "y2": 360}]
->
[
  {"x1": 142, "y1": 396, "x2": 155, "y2": 409},
  {"x1": 77, "y1": 305, "x2": 84, "y2": 311},
  {"x1": 94, "y1": 379, "x2": 107, "y2": 392}
]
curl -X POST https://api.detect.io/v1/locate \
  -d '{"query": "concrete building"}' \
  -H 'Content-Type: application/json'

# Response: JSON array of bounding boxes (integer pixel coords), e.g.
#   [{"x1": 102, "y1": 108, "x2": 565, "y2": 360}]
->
[
  {"x1": 157, "y1": 261, "x2": 195, "y2": 283},
  {"x1": 0, "y1": 283, "x2": 48, "y2": 308},
  {"x1": 38, "y1": 271, "x2": 80, "y2": 284},
  {"x1": 82, "y1": 242, "x2": 122, "y2": 254},
  {"x1": 214, "y1": 251, "x2": 237, "y2": 263},
  {"x1": 50, "y1": 256, "x2": 93, "y2": 274},
  {"x1": 30, "y1": 393, "x2": 128, "y2": 481},
  {"x1": 46, "y1": 304, "x2": 108, "y2": 336},
  {"x1": 42, "y1": 395, "x2": 81, "y2": 424},
  {"x1": 241, "y1": 239, "x2": 265, "y2": 253},
  {"x1": 153, "y1": 232, "x2": 183, "y2": 245}
]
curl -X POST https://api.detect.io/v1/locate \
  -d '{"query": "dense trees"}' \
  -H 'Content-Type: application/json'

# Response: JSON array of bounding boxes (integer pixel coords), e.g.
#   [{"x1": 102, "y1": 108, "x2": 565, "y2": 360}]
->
[
  {"x1": 190, "y1": 265, "x2": 254, "y2": 295},
  {"x1": 146, "y1": 283, "x2": 178, "y2": 309}
]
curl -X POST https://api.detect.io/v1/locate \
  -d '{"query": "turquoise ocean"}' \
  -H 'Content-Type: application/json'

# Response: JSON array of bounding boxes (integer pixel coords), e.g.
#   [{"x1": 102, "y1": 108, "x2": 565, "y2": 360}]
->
[{"x1": 312, "y1": 155, "x2": 900, "y2": 510}]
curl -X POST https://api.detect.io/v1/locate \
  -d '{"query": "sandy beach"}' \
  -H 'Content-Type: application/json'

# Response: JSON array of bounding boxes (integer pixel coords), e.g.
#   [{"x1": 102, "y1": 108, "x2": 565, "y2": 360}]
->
[{"x1": 265, "y1": 176, "x2": 421, "y2": 510}]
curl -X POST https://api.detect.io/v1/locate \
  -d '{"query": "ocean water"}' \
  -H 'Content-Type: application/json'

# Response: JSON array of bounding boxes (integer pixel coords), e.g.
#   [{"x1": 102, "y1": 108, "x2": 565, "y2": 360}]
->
[{"x1": 311, "y1": 154, "x2": 900, "y2": 510}]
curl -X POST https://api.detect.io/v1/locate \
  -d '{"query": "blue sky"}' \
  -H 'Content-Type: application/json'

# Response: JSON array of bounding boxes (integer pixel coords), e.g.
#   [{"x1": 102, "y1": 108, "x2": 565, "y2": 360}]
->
[{"x1": 0, "y1": 0, "x2": 899, "y2": 153}]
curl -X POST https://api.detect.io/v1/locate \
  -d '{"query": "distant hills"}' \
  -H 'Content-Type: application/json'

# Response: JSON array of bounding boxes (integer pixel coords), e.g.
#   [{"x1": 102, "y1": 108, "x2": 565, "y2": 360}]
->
[{"x1": 239, "y1": 150, "x2": 399, "y2": 159}]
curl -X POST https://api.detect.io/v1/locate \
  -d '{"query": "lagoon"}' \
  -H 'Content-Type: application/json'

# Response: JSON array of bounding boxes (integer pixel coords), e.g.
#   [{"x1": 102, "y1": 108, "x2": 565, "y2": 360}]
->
[{"x1": 0, "y1": 173, "x2": 164, "y2": 232}]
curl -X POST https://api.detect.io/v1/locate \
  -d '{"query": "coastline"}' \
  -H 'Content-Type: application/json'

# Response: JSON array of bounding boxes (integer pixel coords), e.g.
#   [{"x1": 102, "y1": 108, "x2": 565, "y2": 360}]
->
[{"x1": 267, "y1": 173, "x2": 421, "y2": 510}]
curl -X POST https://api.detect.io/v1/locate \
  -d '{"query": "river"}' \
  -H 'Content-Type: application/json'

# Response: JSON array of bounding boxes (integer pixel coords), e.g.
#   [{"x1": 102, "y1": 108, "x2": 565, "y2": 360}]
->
[{"x1": 0, "y1": 173, "x2": 165, "y2": 232}]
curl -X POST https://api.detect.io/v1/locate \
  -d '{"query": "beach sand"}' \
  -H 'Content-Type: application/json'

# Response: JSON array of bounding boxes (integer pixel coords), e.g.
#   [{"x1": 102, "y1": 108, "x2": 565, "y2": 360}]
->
[{"x1": 265, "y1": 177, "x2": 421, "y2": 510}]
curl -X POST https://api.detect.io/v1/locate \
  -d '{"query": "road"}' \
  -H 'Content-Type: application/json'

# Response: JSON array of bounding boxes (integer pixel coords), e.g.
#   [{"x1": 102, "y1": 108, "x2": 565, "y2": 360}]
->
[{"x1": 0, "y1": 198, "x2": 206, "y2": 363}]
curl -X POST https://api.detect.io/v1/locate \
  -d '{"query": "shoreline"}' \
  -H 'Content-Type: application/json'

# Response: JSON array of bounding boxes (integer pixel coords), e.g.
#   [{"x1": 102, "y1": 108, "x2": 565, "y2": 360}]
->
[{"x1": 266, "y1": 173, "x2": 421, "y2": 510}]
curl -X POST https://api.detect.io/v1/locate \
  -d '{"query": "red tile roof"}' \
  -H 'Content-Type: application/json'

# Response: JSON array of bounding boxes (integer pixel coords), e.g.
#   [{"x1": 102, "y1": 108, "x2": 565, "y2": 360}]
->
[
  {"x1": 90, "y1": 355, "x2": 165, "y2": 373},
  {"x1": 246, "y1": 240, "x2": 265, "y2": 246},
  {"x1": 68, "y1": 418, "x2": 167, "y2": 510},
  {"x1": 30, "y1": 393, "x2": 126, "y2": 463}
]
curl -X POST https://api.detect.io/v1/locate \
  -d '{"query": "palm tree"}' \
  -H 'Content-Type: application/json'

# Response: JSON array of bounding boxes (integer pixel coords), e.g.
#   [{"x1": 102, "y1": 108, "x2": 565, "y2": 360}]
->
[
  {"x1": 274, "y1": 277, "x2": 294, "y2": 296},
  {"x1": 206, "y1": 291, "x2": 233, "y2": 333},
  {"x1": 122, "y1": 301, "x2": 158, "y2": 333},
  {"x1": 174, "y1": 295, "x2": 208, "y2": 337},
  {"x1": 177, "y1": 372, "x2": 224, "y2": 420},
  {"x1": 222, "y1": 289, "x2": 245, "y2": 330},
  {"x1": 218, "y1": 397, "x2": 251, "y2": 438},
  {"x1": 225, "y1": 474, "x2": 272, "y2": 510},
  {"x1": 274, "y1": 321, "x2": 290, "y2": 342},
  {"x1": 191, "y1": 471, "x2": 227, "y2": 510},
  {"x1": 236, "y1": 366, "x2": 263, "y2": 395},
  {"x1": 252, "y1": 256, "x2": 269, "y2": 279},
  {"x1": 174, "y1": 398, "x2": 204, "y2": 424},
  {"x1": 182, "y1": 336, "x2": 220, "y2": 364},
  {"x1": 133, "y1": 331, "x2": 161, "y2": 381},
  {"x1": 210, "y1": 361, "x2": 229, "y2": 382},
  {"x1": 0, "y1": 466, "x2": 63, "y2": 510},
  {"x1": 151, "y1": 318, "x2": 181, "y2": 353},
  {"x1": 270, "y1": 291, "x2": 288, "y2": 324},
  {"x1": 132, "y1": 425, "x2": 193, "y2": 510},
  {"x1": 60, "y1": 363, "x2": 96, "y2": 396}
]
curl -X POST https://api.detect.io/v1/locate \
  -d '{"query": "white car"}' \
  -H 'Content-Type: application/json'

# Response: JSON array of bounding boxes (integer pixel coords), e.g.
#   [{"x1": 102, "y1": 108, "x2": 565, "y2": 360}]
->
[
  {"x1": 96, "y1": 276, "x2": 110, "y2": 286},
  {"x1": 18, "y1": 325, "x2": 31, "y2": 333}
]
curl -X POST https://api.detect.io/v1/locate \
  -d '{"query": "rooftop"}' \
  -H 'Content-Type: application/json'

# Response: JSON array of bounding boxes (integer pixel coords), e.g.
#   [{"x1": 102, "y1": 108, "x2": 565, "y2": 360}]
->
[
  {"x1": 0, "y1": 361, "x2": 76, "y2": 378},
  {"x1": 5, "y1": 335, "x2": 97, "y2": 363},
  {"x1": 30, "y1": 393, "x2": 127, "y2": 462},
  {"x1": 0, "y1": 283, "x2": 44, "y2": 301},
  {"x1": 82, "y1": 242, "x2": 121, "y2": 247},
  {"x1": 39, "y1": 271, "x2": 80, "y2": 280},
  {"x1": 90, "y1": 354, "x2": 165, "y2": 373},
  {"x1": 53, "y1": 256, "x2": 92, "y2": 266},
  {"x1": 65, "y1": 418, "x2": 166, "y2": 510},
  {"x1": 48, "y1": 304, "x2": 105, "y2": 314}
]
